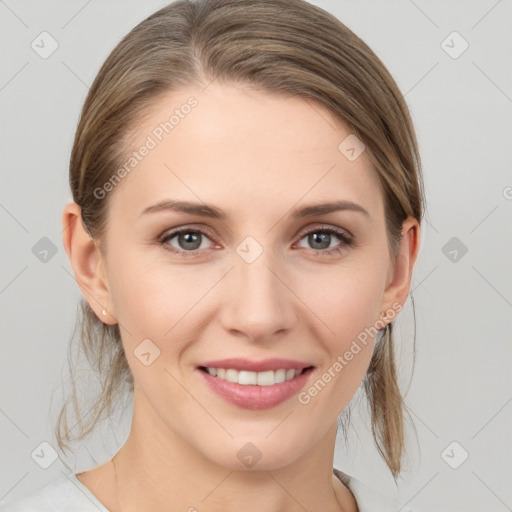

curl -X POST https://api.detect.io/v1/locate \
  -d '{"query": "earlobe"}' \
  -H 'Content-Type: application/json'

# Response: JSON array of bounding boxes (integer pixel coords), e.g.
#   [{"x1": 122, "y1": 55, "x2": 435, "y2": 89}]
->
[
  {"x1": 62, "y1": 202, "x2": 117, "y2": 324},
  {"x1": 379, "y1": 217, "x2": 421, "y2": 320}
]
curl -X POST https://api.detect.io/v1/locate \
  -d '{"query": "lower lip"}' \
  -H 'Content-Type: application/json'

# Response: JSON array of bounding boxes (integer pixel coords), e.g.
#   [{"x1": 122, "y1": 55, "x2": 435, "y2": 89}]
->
[{"x1": 196, "y1": 368, "x2": 314, "y2": 410}]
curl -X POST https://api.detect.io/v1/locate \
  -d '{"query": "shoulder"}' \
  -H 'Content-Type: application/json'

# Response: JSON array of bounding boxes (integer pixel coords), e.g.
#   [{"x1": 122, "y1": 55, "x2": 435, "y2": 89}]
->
[
  {"x1": 0, "y1": 473, "x2": 109, "y2": 512},
  {"x1": 333, "y1": 468, "x2": 420, "y2": 512}
]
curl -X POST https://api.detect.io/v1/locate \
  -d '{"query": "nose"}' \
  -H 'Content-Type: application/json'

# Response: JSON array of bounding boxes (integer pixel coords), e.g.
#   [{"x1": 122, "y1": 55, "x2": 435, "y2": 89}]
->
[{"x1": 219, "y1": 249, "x2": 297, "y2": 343}]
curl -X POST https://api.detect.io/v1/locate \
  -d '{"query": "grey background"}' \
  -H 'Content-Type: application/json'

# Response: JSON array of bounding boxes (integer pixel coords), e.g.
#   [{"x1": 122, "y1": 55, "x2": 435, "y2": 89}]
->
[{"x1": 1, "y1": 1, "x2": 511, "y2": 510}]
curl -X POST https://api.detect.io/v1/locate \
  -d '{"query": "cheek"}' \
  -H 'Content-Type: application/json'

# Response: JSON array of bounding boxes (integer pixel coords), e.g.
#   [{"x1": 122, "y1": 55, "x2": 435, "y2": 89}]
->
[
  {"x1": 107, "y1": 258, "x2": 203, "y2": 394},
  {"x1": 109, "y1": 257, "x2": 207, "y2": 335},
  {"x1": 296, "y1": 258, "x2": 386, "y2": 399},
  {"x1": 304, "y1": 260, "x2": 386, "y2": 343}
]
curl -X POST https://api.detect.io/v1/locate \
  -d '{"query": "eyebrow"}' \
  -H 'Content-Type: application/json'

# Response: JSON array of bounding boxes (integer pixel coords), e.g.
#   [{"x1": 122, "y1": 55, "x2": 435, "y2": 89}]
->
[{"x1": 140, "y1": 199, "x2": 370, "y2": 220}]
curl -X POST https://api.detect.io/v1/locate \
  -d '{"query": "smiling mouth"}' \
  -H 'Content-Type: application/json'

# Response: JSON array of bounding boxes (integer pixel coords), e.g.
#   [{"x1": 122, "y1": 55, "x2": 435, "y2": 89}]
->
[{"x1": 198, "y1": 366, "x2": 315, "y2": 386}]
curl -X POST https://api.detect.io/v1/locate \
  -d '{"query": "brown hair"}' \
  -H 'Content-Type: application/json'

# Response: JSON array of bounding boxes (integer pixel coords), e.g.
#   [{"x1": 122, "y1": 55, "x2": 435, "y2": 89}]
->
[{"x1": 57, "y1": 0, "x2": 424, "y2": 480}]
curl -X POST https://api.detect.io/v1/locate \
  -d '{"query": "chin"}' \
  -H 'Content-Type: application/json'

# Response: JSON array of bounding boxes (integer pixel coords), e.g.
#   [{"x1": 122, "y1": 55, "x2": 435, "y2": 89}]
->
[{"x1": 199, "y1": 433, "x2": 311, "y2": 472}]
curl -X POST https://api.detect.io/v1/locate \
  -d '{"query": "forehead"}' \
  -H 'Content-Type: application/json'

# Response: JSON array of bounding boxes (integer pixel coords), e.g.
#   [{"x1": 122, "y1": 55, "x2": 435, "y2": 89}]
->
[{"x1": 108, "y1": 82, "x2": 384, "y2": 221}]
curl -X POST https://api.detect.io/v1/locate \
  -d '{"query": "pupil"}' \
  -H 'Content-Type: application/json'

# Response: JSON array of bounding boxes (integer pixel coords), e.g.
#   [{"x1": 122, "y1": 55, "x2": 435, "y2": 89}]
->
[
  {"x1": 310, "y1": 232, "x2": 329, "y2": 249},
  {"x1": 180, "y1": 232, "x2": 201, "y2": 250}
]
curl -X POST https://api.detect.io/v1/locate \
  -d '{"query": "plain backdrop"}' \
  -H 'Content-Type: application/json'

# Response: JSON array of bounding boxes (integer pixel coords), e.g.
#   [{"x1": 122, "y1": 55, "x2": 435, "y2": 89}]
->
[{"x1": 1, "y1": 1, "x2": 511, "y2": 511}]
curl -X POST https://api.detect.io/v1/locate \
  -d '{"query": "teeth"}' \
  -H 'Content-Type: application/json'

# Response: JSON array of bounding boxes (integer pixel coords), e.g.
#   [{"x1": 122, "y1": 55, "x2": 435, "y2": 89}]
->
[
  {"x1": 239, "y1": 371, "x2": 257, "y2": 385},
  {"x1": 225, "y1": 369, "x2": 238, "y2": 383},
  {"x1": 204, "y1": 367, "x2": 305, "y2": 385},
  {"x1": 275, "y1": 369, "x2": 285, "y2": 383},
  {"x1": 257, "y1": 371, "x2": 275, "y2": 386}
]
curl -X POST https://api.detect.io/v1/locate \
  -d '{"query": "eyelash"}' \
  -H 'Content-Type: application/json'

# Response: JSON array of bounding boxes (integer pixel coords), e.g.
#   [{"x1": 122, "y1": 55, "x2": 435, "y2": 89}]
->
[{"x1": 158, "y1": 225, "x2": 354, "y2": 258}]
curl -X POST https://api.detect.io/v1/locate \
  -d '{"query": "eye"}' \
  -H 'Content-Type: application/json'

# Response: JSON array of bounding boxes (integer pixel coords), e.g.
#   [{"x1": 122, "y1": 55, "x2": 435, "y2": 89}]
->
[
  {"x1": 158, "y1": 224, "x2": 354, "y2": 258},
  {"x1": 159, "y1": 227, "x2": 217, "y2": 257},
  {"x1": 295, "y1": 226, "x2": 354, "y2": 255}
]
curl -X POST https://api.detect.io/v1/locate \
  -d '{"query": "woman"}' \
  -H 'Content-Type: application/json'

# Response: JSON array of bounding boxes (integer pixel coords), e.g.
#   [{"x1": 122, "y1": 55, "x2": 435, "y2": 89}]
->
[{"x1": 1, "y1": 0, "x2": 423, "y2": 510}]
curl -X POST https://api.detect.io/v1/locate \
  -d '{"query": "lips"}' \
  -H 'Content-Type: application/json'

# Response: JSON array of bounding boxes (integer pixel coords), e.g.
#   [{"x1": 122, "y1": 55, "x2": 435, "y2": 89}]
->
[{"x1": 195, "y1": 358, "x2": 315, "y2": 410}]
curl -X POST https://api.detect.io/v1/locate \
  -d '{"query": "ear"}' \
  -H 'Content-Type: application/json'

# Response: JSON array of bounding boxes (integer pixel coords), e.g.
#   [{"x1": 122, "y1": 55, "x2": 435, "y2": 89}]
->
[
  {"x1": 62, "y1": 202, "x2": 117, "y2": 325},
  {"x1": 378, "y1": 216, "x2": 421, "y2": 320}
]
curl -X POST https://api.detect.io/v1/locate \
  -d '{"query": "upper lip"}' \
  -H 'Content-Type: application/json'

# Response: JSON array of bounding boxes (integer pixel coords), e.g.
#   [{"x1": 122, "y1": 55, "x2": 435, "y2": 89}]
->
[{"x1": 198, "y1": 358, "x2": 314, "y2": 372}]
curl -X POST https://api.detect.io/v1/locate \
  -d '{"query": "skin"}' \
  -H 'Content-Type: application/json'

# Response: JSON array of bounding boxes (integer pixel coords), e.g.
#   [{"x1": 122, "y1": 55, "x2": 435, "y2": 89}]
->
[{"x1": 62, "y1": 82, "x2": 420, "y2": 512}]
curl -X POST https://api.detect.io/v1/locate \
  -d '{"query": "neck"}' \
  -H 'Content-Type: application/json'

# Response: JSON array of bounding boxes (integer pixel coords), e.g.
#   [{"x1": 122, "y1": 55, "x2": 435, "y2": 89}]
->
[{"x1": 111, "y1": 389, "x2": 353, "y2": 512}]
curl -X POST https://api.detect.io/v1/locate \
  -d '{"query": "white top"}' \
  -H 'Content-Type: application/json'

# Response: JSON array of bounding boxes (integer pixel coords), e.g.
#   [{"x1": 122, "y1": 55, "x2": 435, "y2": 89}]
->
[{"x1": 0, "y1": 469, "x2": 415, "y2": 511}]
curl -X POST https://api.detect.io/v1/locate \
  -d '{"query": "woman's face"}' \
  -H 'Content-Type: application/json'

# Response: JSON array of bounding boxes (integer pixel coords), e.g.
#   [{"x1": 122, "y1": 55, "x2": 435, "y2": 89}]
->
[{"x1": 96, "y1": 82, "x2": 410, "y2": 470}]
